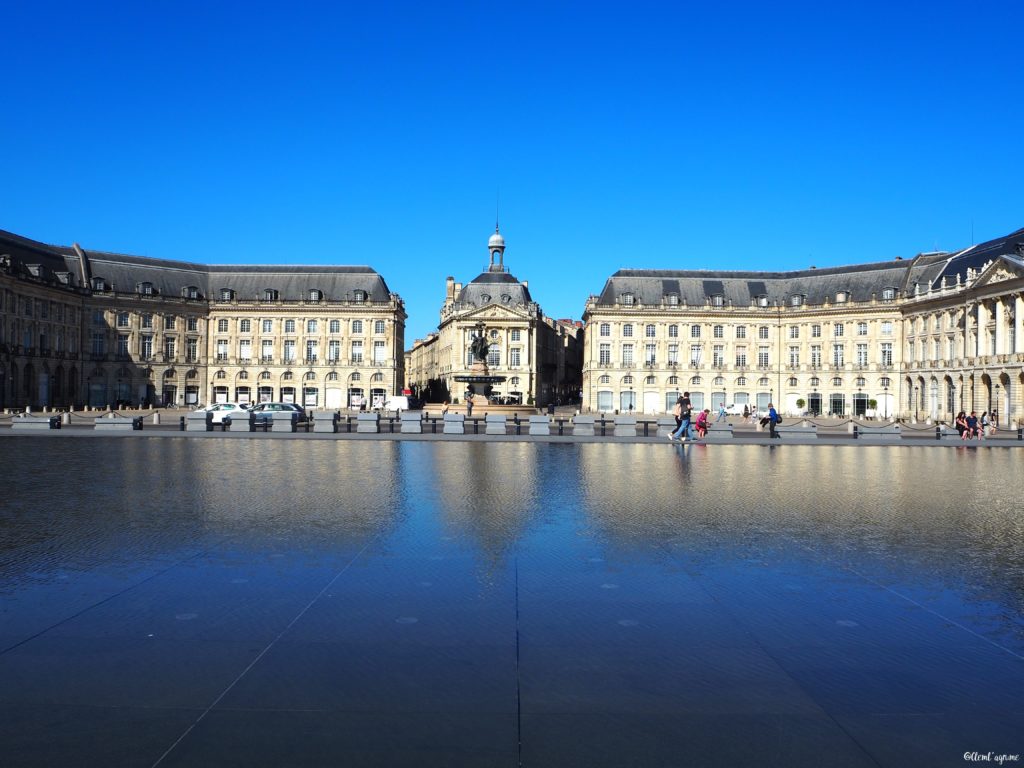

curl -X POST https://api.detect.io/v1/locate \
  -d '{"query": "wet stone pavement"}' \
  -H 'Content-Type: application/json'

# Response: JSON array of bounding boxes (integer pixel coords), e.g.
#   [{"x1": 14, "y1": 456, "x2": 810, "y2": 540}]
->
[{"x1": 1, "y1": 437, "x2": 1022, "y2": 767}]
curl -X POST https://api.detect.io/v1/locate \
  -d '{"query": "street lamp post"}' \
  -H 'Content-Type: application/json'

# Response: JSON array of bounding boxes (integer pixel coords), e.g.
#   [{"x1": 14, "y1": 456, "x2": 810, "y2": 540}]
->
[
  {"x1": 883, "y1": 385, "x2": 889, "y2": 420},
  {"x1": 914, "y1": 385, "x2": 919, "y2": 422}
]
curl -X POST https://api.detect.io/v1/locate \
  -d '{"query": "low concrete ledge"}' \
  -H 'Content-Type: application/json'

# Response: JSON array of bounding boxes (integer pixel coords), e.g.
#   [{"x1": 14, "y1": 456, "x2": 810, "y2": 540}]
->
[
  {"x1": 573, "y1": 415, "x2": 596, "y2": 436},
  {"x1": 400, "y1": 411, "x2": 423, "y2": 433},
  {"x1": 485, "y1": 414, "x2": 507, "y2": 435},
  {"x1": 856, "y1": 423, "x2": 901, "y2": 441},
  {"x1": 775, "y1": 421, "x2": 817, "y2": 438},
  {"x1": 185, "y1": 412, "x2": 213, "y2": 432},
  {"x1": 938, "y1": 426, "x2": 985, "y2": 443},
  {"x1": 356, "y1": 412, "x2": 380, "y2": 434},
  {"x1": 706, "y1": 423, "x2": 734, "y2": 440},
  {"x1": 528, "y1": 415, "x2": 550, "y2": 436},
  {"x1": 272, "y1": 412, "x2": 297, "y2": 433},
  {"x1": 94, "y1": 415, "x2": 143, "y2": 431},
  {"x1": 443, "y1": 413, "x2": 465, "y2": 435},
  {"x1": 11, "y1": 415, "x2": 61, "y2": 430},
  {"x1": 613, "y1": 415, "x2": 637, "y2": 437},
  {"x1": 311, "y1": 411, "x2": 338, "y2": 433}
]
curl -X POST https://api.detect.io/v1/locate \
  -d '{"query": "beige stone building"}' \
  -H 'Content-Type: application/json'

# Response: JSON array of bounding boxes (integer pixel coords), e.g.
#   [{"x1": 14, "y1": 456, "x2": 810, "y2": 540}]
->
[
  {"x1": 1, "y1": 228, "x2": 405, "y2": 410},
  {"x1": 583, "y1": 226, "x2": 1024, "y2": 425},
  {"x1": 404, "y1": 229, "x2": 582, "y2": 406}
]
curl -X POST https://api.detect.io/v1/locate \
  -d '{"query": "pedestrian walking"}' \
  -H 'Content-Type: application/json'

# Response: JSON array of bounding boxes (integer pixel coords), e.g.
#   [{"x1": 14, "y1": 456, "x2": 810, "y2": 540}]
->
[
  {"x1": 767, "y1": 402, "x2": 781, "y2": 439},
  {"x1": 669, "y1": 392, "x2": 693, "y2": 441},
  {"x1": 716, "y1": 403, "x2": 727, "y2": 422}
]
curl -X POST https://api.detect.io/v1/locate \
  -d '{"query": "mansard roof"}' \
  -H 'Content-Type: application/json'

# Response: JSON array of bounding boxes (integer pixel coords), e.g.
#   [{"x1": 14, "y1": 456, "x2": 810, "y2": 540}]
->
[
  {"x1": 914, "y1": 226, "x2": 1024, "y2": 289},
  {"x1": 0, "y1": 229, "x2": 395, "y2": 302},
  {"x1": 456, "y1": 270, "x2": 533, "y2": 307},
  {"x1": 596, "y1": 259, "x2": 910, "y2": 307}
]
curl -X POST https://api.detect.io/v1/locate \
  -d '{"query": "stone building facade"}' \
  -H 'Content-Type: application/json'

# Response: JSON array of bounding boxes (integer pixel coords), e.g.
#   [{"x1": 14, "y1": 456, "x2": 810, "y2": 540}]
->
[
  {"x1": 583, "y1": 226, "x2": 1024, "y2": 425},
  {"x1": 404, "y1": 229, "x2": 582, "y2": 406},
  {"x1": 0, "y1": 228, "x2": 405, "y2": 410}
]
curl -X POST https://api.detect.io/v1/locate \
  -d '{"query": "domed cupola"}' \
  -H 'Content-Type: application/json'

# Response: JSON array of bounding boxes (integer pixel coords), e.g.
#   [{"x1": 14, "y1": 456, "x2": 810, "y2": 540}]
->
[{"x1": 487, "y1": 226, "x2": 506, "y2": 273}]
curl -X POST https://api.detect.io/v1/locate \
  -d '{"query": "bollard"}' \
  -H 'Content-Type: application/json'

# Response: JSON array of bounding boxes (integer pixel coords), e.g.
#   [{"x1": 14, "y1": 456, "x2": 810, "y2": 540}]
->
[
  {"x1": 514, "y1": 414, "x2": 521, "y2": 435},
  {"x1": 853, "y1": 425, "x2": 859, "y2": 439},
  {"x1": 936, "y1": 426, "x2": 942, "y2": 441},
  {"x1": 1018, "y1": 427, "x2": 1022, "y2": 441},
  {"x1": 180, "y1": 416, "x2": 186, "y2": 431}
]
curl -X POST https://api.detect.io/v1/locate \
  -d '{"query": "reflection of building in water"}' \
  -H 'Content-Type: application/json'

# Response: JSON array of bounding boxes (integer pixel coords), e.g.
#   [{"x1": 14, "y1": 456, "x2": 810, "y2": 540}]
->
[
  {"x1": 584, "y1": 225, "x2": 1024, "y2": 425},
  {"x1": 426, "y1": 442, "x2": 542, "y2": 569},
  {"x1": 404, "y1": 227, "x2": 582, "y2": 407}
]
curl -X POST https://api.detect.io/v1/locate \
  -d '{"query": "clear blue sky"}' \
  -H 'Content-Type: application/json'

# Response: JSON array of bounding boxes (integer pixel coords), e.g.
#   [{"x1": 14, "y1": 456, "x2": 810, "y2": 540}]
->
[{"x1": 3, "y1": 1, "x2": 1022, "y2": 343}]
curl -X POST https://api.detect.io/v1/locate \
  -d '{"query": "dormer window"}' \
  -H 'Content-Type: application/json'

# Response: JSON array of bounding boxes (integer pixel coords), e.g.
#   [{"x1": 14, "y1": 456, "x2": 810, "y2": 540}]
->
[
  {"x1": 91, "y1": 277, "x2": 107, "y2": 291},
  {"x1": 183, "y1": 285, "x2": 200, "y2": 300},
  {"x1": 501, "y1": 294, "x2": 511, "y2": 303},
  {"x1": 757, "y1": 295, "x2": 770, "y2": 308},
  {"x1": 881, "y1": 287, "x2": 896, "y2": 301},
  {"x1": 621, "y1": 293, "x2": 635, "y2": 306},
  {"x1": 667, "y1": 293, "x2": 680, "y2": 306},
  {"x1": 480, "y1": 294, "x2": 491, "y2": 303},
  {"x1": 711, "y1": 295, "x2": 724, "y2": 307},
  {"x1": 790, "y1": 294, "x2": 804, "y2": 307},
  {"x1": 308, "y1": 289, "x2": 322, "y2": 302},
  {"x1": 263, "y1": 288, "x2": 278, "y2": 302},
  {"x1": 56, "y1": 272, "x2": 72, "y2": 285},
  {"x1": 836, "y1": 291, "x2": 849, "y2": 303},
  {"x1": 137, "y1": 282, "x2": 154, "y2": 295},
  {"x1": 219, "y1": 288, "x2": 234, "y2": 302},
  {"x1": 353, "y1": 289, "x2": 367, "y2": 302}
]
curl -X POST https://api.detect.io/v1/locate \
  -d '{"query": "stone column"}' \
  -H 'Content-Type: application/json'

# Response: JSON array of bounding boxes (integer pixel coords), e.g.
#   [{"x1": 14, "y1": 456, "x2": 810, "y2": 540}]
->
[
  {"x1": 1015, "y1": 294, "x2": 1024, "y2": 355},
  {"x1": 995, "y1": 299, "x2": 1005, "y2": 355},
  {"x1": 976, "y1": 302, "x2": 988, "y2": 357}
]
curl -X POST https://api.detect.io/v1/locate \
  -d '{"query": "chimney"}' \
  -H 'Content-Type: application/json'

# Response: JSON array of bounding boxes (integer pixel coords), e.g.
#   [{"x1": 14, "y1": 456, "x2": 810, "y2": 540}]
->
[{"x1": 446, "y1": 276, "x2": 455, "y2": 301}]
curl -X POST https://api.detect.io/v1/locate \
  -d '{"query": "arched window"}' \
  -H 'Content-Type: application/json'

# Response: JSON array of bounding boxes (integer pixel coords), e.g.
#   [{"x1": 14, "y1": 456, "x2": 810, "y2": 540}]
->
[{"x1": 599, "y1": 375, "x2": 610, "y2": 384}]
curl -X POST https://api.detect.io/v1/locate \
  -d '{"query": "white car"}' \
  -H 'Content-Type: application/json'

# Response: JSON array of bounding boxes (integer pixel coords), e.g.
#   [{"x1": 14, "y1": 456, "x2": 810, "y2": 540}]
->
[{"x1": 203, "y1": 402, "x2": 251, "y2": 423}]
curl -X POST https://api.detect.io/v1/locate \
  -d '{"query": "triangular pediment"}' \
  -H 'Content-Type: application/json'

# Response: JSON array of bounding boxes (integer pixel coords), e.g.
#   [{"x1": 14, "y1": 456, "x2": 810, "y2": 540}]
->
[
  {"x1": 457, "y1": 303, "x2": 531, "y2": 322},
  {"x1": 972, "y1": 255, "x2": 1024, "y2": 288}
]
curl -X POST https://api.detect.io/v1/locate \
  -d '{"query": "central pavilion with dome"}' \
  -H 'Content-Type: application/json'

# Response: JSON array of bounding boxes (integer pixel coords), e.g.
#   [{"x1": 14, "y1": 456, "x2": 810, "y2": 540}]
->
[{"x1": 403, "y1": 228, "x2": 582, "y2": 407}]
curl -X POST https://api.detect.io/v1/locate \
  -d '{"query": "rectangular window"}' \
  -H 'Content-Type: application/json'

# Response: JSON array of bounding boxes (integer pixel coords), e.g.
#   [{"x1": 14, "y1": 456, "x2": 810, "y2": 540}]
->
[
  {"x1": 834, "y1": 323, "x2": 844, "y2": 337},
  {"x1": 811, "y1": 324, "x2": 821, "y2": 338},
  {"x1": 375, "y1": 320, "x2": 386, "y2": 334},
  {"x1": 329, "y1": 319, "x2": 340, "y2": 334},
  {"x1": 758, "y1": 346, "x2": 769, "y2": 367},
  {"x1": 285, "y1": 319, "x2": 296, "y2": 333},
  {"x1": 142, "y1": 314, "x2": 153, "y2": 330},
  {"x1": 239, "y1": 339, "x2": 251, "y2": 360},
  {"x1": 374, "y1": 340, "x2": 387, "y2": 363},
  {"x1": 352, "y1": 320, "x2": 363, "y2": 334},
  {"x1": 600, "y1": 324, "x2": 610, "y2": 337},
  {"x1": 856, "y1": 343, "x2": 868, "y2": 366},
  {"x1": 284, "y1": 340, "x2": 296, "y2": 361},
  {"x1": 758, "y1": 326, "x2": 769, "y2": 340},
  {"x1": 622, "y1": 344, "x2": 633, "y2": 365},
  {"x1": 142, "y1": 335, "x2": 154, "y2": 359},
  {"x1": 832, "y1": 344, "x2": 844, "y2": 366},
  {"x1": 668, "y1": 344, "x2": 679, "y2": 364},
  {"x1": 788, "y1": 346, "x2": 800, "y2": 367},
  {"x1": 788, "y1": 326, "x2": 799, "y2": 339},
  {"x1": 329, "y1": 340, "x2": 340, "y2": 361},
  {"x1": 307, "y1": 319, "x2": 317, "y2": 333},
  {"x1": 668, "y1": 325, "x2": 679, "y2": 338},
  {"x1": 165, "y1": 316, "x2": 177, "y2": 330},
  {"x1": 187, "y1": 338, "x2": 198, "y2": 361},
  {"x1": 857, "y1": 321, "x2": 868, "y2": 336},
  {"x1": 510, "y1": 347, "x2": 521, "y2": 366},
  {"x1": 306, "y1": 340, "x2": 318, "y2": 362},
  {"x1": 623, "y1": 324, "x2": 633, "y2": 338},
  {"x1": 735, "y1": 348, "x2": 747, "y2": 367},
  {"x1": 216, "y1": 339, "x2": 228, "y2": 360},
  {"x1": 117, "y1": 334, "x2": 129, "y2": 357},
  {"x1": 881, "y1": 321, "x2": 892, "y2": 336},
  {"x1": 486, "y1": 344, "x2": 499, "y2": 367},
  {"x1": 117, "y1": 312, "x2": 130, "y2": 328},
  {"x1": 689, "y1": 344, "x2": 702, "y2": 366},
  {"x1": 164, "y1": 337, "x2": 176, "y2": 359},
  {"x1": 261, "y1": 339, "x2": 274, "y2": 361},
  {"x1": 599, "y1": 343, "x2": 611, "y2": 365},
  {"x1": 712, "y1": 344, "x2": 724, "y2": 367},
  {"x1": 735, "y1": 326, "x2": 746, "y2": 339},
  {"x1": 351, "y1": 341, "x2": 363, "y2": 363},
  {"x1": 713, "y1": 325, "x2": 724, "y2": 338},
  {"x1": 263, "y1": 319, "x2": 273, "y2": 333},
  {"x1": 811, "y1": 345, "x2": 822, "y2": 367},
  {"x1": 511, "y1": 329, "x2": 521, "y2": 342},
  {"x1": 645, "y1": 343, "x2": 657, "y2": 364},
  {"x1": 91, "y1": 332, "x2": 105, "y2": 356},
  {"x1": 690, "y1": 325, "x2": 701, "y2": 339},
  {"x1": 187, "y1": 317, "x2": 199, "y2": 332},
  {"x1": 216, "y1": 318, "x2": 227, "y2": 333}
]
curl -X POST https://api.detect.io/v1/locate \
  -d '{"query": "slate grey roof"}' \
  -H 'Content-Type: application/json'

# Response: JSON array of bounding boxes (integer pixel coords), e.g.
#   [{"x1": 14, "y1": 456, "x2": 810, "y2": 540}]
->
[
  {"x1": 596, "y1": 260, "x2": 910, "y2": 307},
  {"x1": 456, "y1": 270, "x2": 533, "y2": 307},
  {"x1": 915, "y1": 226, "x2": 1024, "y2": 289},
  {"x1": 0, "y1": 229, "x2": 395, "y2": 302}
]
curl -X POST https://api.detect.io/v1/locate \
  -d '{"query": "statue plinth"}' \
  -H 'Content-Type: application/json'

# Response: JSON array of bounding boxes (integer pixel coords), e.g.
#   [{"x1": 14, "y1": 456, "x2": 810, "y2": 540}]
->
[{"x1": 470, "y1": 360, "x2": 489, "y2": 375}]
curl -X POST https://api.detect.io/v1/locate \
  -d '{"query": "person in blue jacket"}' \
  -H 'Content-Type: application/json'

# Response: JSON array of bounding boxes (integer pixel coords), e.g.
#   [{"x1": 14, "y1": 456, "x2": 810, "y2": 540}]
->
[{"x1": 767, "y1": 402, "x2": 781, "y2": 439}]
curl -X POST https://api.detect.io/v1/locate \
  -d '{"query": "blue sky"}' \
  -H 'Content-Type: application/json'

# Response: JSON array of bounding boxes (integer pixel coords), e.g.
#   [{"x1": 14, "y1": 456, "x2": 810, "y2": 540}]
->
[{"x1": 3, "y1": 1, "x2": 1023, "y2": 342}]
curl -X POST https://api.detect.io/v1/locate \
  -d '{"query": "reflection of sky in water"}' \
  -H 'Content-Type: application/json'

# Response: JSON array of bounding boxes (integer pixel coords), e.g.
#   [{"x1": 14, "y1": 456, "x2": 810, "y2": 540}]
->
[{"x1": 2, "y1": 438, "x2": 1023, "y2": 650}]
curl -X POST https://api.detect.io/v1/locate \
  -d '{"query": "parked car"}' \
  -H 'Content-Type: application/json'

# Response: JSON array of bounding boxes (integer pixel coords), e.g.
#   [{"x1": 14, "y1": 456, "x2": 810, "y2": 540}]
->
[
  {"x1": 204, "y1": 402, "x2": 251, "y2": 424},
  {"x1": 242, "y1": 402, "x2": 308, "y2": 425}
]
